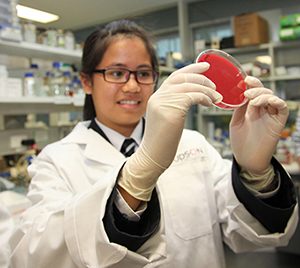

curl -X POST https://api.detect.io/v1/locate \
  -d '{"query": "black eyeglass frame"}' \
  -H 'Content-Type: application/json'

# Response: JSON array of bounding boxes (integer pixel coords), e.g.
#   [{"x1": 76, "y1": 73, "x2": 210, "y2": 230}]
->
[{"x1": 92, "y1": 67, "x2": 159, "y2": 85}]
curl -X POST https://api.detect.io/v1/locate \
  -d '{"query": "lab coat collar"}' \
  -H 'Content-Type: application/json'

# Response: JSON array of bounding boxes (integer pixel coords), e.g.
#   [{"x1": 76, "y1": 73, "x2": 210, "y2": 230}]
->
[{"x1": 61, "y1": 121, "x2": 125, "y2": 165}]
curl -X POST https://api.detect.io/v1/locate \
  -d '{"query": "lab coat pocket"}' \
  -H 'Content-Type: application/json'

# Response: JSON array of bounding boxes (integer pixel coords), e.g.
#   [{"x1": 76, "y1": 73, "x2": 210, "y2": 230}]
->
[{"x1": 159, "y1": 166, "x2": 213, "y2": 240}]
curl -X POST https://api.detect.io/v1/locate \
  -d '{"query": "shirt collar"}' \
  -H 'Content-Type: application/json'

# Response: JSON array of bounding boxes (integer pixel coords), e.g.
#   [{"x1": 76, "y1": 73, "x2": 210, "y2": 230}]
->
[{"x1": 95, "y1": 118, "x2": 143, "y2": 151}]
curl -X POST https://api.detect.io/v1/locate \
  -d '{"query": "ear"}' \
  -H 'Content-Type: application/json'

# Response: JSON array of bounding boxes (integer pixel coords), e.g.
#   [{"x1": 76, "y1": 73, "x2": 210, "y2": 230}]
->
[{"x1": 80, "y1": 73, "x2": 93, "y2": 94}]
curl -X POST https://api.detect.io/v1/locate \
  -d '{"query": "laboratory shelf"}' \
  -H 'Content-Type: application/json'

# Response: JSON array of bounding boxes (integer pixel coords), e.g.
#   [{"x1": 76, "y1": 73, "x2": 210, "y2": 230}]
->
[
  {"x1": 259, "y1": 75, "x2": 300, "y2": 82},
  {"x1": 223, "y1": 43, "x2": 271, "y2": 55},
  {"x1": 0, "y1": 37, "x2": 85, "y2": 155},
  {"x1": 199, "y1": 110, "x2": 233, "y2": 116},
  {"x1": 0, "y1": 96, "x2": 84, "y2": 115},
  {"x1": 270, "y1": 75, "x2": 300, "y2": 81},
  {"x1": 0, "y1": 39, "x2": 82, "y2": 63}
]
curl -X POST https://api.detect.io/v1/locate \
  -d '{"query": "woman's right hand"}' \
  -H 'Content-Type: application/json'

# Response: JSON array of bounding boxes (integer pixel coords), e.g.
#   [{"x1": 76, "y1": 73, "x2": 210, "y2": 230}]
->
[
  {"x1": 118, "y1": 62, "x2": 222, "y2": 201},
  {"x1": 143, "y1": 62, "x2": 221, "y2": 168}
]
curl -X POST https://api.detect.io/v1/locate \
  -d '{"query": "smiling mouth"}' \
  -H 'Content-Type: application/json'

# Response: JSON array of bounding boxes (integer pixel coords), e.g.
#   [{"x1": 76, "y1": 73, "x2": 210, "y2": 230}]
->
[{"x1": 118, "y1": 100, "x2": 140, "y2": 105}]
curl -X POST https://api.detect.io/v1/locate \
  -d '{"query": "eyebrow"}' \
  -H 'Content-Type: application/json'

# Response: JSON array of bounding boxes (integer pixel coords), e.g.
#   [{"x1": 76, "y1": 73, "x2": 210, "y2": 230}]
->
[{"x1": 106, "y1": 63, "x2": 153, "y2": 69}]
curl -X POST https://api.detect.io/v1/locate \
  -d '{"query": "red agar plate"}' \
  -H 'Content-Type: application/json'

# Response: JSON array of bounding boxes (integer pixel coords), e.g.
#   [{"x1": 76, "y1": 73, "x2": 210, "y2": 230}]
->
[{"x1": 196, "y1": 49, "x2": 248, "y2": 110}]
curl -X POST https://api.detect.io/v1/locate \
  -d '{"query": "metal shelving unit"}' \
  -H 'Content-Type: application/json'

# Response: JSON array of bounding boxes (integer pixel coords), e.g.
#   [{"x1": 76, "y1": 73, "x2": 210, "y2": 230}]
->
[{"x1": 0, "y1": 40, "x2": 84, "y2": 155}]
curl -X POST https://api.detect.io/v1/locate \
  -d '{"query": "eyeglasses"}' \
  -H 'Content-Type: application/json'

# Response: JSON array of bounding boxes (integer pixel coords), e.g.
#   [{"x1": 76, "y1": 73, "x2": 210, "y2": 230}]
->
[{"x1": 93, "y1": 67, "x2": 158, "y2": 85}]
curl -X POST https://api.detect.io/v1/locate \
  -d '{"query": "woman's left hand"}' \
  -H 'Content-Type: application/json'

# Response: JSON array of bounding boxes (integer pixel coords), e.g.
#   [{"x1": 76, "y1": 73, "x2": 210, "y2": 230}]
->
[{"x1": 230, "y1": 76, "x2": 289, "y2": 173}]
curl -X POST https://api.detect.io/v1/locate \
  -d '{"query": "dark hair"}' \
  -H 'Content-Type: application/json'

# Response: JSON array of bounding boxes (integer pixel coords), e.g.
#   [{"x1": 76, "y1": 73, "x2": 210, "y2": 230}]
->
[{"x1": 82, "y1": 19, "x2": 159, "y2": 120}]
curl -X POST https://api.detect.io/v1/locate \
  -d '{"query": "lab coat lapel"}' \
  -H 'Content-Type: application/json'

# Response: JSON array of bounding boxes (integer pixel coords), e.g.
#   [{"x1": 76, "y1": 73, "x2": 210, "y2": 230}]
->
[
  {"x1": 84, "y1": 128, "x2": 125, "y2": 165},
  {"x1": 62, "y1": 122, "x2": 125, "y2": 165}
]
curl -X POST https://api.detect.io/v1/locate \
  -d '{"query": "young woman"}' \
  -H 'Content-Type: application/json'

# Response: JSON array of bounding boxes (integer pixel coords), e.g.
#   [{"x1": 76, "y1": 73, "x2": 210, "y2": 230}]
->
[{"x1": 10, "y1": 20, "x2": 298, "y2": 268}]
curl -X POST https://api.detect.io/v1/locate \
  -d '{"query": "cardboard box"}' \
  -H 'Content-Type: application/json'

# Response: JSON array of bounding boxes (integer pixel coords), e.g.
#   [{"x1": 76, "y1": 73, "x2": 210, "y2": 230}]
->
[{"x1": 234, "y1": 13, "x2": 269, "y2": 47}]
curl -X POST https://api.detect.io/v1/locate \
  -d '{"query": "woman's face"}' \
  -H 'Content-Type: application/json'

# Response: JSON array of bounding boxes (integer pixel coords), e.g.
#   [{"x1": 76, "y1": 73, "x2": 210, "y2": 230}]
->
[{"x1": 82, "y1": 36, "x2": 155, "y2": 136}]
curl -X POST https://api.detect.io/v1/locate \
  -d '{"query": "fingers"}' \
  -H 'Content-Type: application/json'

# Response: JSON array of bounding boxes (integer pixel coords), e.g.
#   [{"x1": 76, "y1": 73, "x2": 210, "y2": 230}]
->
[
  {"x1": 244, "y1": 87, "x2": 273, "y2": 99},
  {"x1": 243, "y1": 84, "x2": 276, "y2": 111},
  {"x1": 172, "y1": 83, "x2": 222, "y2": 103},
  {"x1": 171, "y1": 62, "x2": 210, "y2": 76},
  {"x1": 169, "y1": 72, "x2": 216, "y2": 89},
  {"x1": 186, "y1": 92, "x2": 215, "y2": 107},
  {"x1": 245, "y1": 76, "x2": 264, "y2": 88},
  {"x1": 162, "y1": 62, "x2": 222, "y2": 104},
  {"x1": 249, "y1": 94, "x2": 287, "y2": 109},
  {"x1": 243, "y1": 77, "x2": 286, "y2": 115},
  {"x1": 168, "y1": 62, "x2": 216, "y2": 89},
  {"x1": 253, "y1": 95, "x2": 289, "y2": 128}
]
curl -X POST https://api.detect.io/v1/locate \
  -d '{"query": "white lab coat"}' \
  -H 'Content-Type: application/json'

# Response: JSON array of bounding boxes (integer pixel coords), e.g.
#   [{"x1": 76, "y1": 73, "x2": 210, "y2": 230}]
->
[
  {"x1": 0, "y1": 202, "x2": 14, "y2": 268},
  {"x1": 10, "y1": 121, "x2": 298, "y2": 268}
]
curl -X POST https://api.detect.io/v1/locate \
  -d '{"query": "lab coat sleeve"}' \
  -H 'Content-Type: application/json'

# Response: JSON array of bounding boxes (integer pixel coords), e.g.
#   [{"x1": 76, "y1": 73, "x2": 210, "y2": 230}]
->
[
  {"x1": 204, "y1": 140, "x2": 299, "y2": 253},
  {"x1": 103, "y1": 185, "x2": 161, "y2": 251},
  {"x1": 0, "y1": 201, "x2": 14, "y2": 268},
  {"x1": 10, "y1": 147, "x2": 132, "y2": 268},
  {"x1": 231, "y1": 156, "x2": 297, "y2": 233}
]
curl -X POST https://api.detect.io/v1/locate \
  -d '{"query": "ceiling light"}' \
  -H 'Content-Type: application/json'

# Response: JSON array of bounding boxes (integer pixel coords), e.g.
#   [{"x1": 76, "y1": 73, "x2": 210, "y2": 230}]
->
[{"x1": 16, "y1": 4, "x2": 59, "y2": 24}]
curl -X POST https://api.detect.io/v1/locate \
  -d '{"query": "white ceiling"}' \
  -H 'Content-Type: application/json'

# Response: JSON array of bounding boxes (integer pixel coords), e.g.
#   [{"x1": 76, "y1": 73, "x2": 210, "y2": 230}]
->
[{"x1": 18, "y1": 0, "x2": 184, "y2": 30}]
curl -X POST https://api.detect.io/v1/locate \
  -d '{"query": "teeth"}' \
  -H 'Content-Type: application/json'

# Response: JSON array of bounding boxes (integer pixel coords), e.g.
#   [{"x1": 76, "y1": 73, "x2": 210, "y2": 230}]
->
[{"x1": 119, "y1": 100, "x2": 139, "y2": 104}]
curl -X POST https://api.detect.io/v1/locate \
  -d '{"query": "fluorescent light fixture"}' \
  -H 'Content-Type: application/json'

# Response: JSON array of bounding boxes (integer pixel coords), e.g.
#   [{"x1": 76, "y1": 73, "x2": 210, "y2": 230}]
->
[{"x1": 16, "y1": 4, "x2": 59, "y2": 24}]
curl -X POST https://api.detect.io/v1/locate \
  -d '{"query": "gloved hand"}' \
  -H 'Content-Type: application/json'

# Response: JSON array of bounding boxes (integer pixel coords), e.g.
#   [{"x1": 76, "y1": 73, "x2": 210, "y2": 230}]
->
[
  {"x1": 118, "y1": 62, "x2": 222, "y2": 201},
  {"x1": 230, "y1": 76, "x2": 289, "y2": 176}
]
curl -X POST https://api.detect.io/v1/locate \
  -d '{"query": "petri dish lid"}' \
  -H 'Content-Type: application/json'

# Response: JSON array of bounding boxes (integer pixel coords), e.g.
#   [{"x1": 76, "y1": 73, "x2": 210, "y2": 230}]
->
[{"x1": 196, "y1": 49, "x2": 248, "y2": 110}]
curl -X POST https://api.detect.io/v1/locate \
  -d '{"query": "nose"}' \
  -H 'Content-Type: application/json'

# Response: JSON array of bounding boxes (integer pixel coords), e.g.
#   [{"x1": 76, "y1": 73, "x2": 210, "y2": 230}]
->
[{"x1": 121, "y1": 73, "x2": 141, "y2": 93}]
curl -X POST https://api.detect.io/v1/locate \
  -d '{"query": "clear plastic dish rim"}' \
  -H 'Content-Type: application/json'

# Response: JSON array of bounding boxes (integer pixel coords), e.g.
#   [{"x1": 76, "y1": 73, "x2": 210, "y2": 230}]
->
[{"x1": 195, "y1": 48, "x2": 248, "y2": 110}]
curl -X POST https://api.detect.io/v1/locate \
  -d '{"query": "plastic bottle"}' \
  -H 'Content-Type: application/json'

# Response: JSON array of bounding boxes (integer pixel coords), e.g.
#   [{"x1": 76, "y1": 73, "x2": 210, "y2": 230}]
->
[
  {"x1": 64, "y1": 30, "x2": 75, "y2": 50},
  {"x1": 49, "y1": 62, "x2": 64, "y2": 96},
  {"x1": 62, "y1": 71, "x2": 73, "y2": 96},
  {"x1": 23, "y1": 21, "x2": 36, "y2": 43},
  {"x1": 29, "y1": 64, "x2": 43, "y2": 96},
  {"x1": 46, "y1": 28, "x2": 57, "y2": 47},
  {"x1": 57, "y1": 29, "x2": 65, "y2": 48},
  {"x1": 43, "y1": 71, "x2": 52, "y2": 96},
  {"x1": 23, "y1": 72, "x2": 35, "y2": 96},
  {"x1": 72, "y1": 76, "x2": 83, "y2": 96}
]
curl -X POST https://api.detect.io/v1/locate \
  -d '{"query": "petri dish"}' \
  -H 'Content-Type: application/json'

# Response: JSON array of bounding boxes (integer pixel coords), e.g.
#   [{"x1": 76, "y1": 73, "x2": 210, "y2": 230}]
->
[{"x1": 196, "y1": 49, "x2": 248, "y2": 110}]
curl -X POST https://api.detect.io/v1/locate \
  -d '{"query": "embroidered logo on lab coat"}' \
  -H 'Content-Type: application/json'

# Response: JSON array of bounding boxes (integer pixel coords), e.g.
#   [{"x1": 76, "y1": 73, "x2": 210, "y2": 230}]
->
[{"x1": 173, "y1": 147, "x2": 206, "y2": 163}]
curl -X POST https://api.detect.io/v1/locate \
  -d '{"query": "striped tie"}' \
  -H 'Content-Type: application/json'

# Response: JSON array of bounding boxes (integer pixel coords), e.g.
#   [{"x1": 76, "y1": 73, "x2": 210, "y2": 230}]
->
[{"x1": 120, "y1": 138, "x2": 136, "y2": 157}]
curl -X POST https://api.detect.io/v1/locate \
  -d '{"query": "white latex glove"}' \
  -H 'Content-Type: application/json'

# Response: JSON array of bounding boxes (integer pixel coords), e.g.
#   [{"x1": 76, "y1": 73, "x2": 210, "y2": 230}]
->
[
  {"x1": 230, "y1": 76, "x2": 289, "y2": 175},
  {"x1": 118, "y1": 62, "x2": 222, "y2": 201}
]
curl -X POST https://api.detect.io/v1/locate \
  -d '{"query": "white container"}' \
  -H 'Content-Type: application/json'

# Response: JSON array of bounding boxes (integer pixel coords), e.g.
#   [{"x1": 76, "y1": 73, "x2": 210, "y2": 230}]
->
[
  {"x1": 56, "y1": 29, "x2": 65, "y2": 48},
  {"x1": 23, "y1": 72, "x2": 35, "y2": 96},
  {"x1": 0, "y1": 65, "x2": 8, "y2": 78},
  {"x1": 46, "y1": 29, "x2": 57, "y2": 47},
  {"x1": 23, "y1": 22, "x2": 36, "y2": 43},
  {"x1": 28, "y1": 64, "x2": 44, "y2": 96},
  {"x1": 49, "y1": 62, "x2": 64, "y2": 96},
  {"x1": 6, "y1": 78, "x2": 22, "y2": 97},
  {"x1": 64, "y1": 30, "x2": 75, "y2": 50},
  {"x1": 0, "y1": 77, "x2": 6, "y2": 97},
  {"x1": 0, "y1": 78, "x2": 22, "y2": 98}
]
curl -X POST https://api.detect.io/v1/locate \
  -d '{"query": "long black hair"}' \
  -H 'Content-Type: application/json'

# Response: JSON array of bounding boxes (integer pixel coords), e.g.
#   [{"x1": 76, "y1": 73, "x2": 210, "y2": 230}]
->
[{"x1": 81, "y1": 19, "x2": 159, "y2": 120}]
